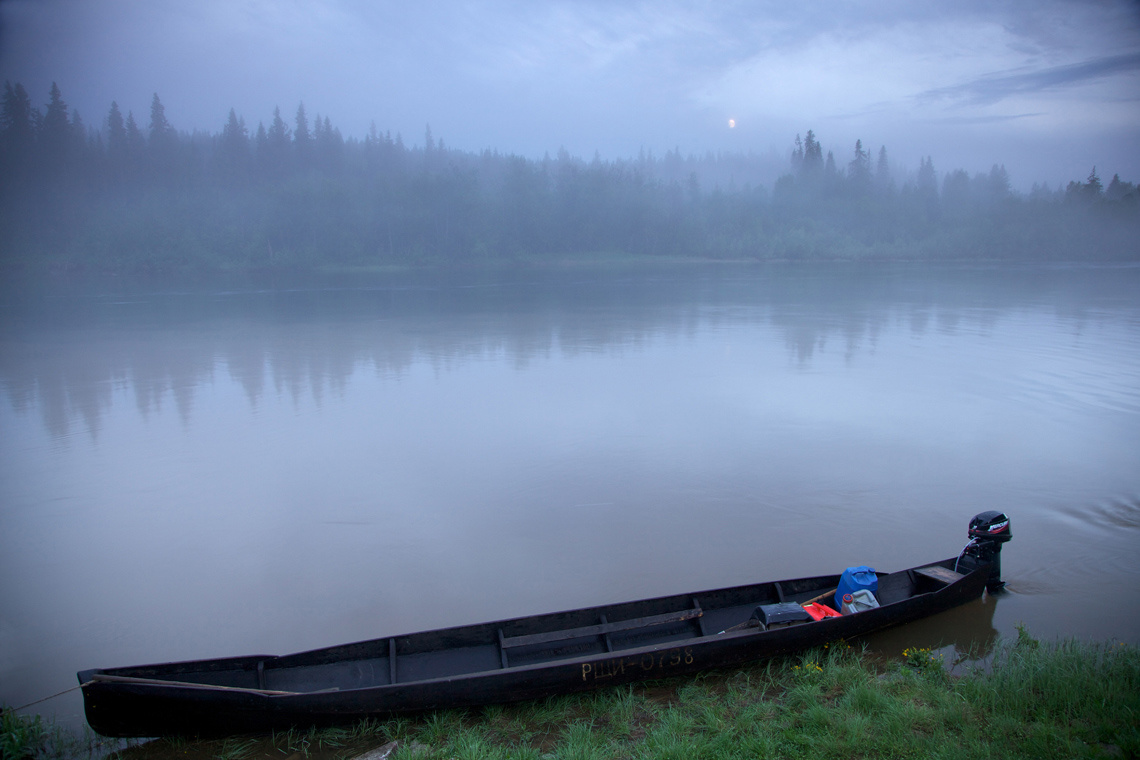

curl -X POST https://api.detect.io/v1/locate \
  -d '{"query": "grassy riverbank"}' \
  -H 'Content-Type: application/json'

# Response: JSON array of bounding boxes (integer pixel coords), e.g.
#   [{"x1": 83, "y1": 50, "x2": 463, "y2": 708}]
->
[{"x1": 4, "y1": 629, "x2": 1138, "y2": 760}]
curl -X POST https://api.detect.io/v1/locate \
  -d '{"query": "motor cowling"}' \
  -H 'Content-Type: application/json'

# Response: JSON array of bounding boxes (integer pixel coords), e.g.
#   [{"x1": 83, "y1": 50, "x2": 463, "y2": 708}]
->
[
  {"x1": 969, "y1": 511, "x2": 1011, "y2": 543},
  {"x1": 960, "y1": 511, "x2": 1011, "y2": 592}
]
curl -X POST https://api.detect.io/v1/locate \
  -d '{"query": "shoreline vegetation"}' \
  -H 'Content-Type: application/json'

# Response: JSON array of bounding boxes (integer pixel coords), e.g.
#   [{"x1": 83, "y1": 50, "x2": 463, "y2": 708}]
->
[
  {"x1": 2, "y1": 83, "x2": 1139, "y2": 280},
  {"x1": 4, "y1": 629, "x2": 1137, "y2": 760}
]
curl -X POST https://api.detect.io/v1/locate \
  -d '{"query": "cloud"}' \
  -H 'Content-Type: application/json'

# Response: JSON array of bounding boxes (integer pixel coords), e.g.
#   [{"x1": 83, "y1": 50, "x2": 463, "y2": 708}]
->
[
  {"x1": 921, "y1": 112, "x2": 1046, "y2": 125},
  {"x1": 918, "y1": 53, "x2": 1140, "y2": 106},
  {"x1": 1, "y1": 0, "x2": 1138, "y2": 181}
]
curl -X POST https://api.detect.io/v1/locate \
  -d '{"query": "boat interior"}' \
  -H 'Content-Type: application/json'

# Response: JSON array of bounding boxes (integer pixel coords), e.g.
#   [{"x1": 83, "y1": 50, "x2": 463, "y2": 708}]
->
[{"x1": 98, "y1": 563, "x2": 959, "y2": 695}]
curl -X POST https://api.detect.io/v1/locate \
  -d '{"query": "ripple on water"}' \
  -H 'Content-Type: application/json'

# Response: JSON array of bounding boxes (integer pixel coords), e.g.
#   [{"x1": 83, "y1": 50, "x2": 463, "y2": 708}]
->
[
  {"x1": 1008, "y1": 496, "x2": 1140, "y2": 596},
  {"x1": 1052, "y1": 496, "x2": 1140, "y2": 534}
]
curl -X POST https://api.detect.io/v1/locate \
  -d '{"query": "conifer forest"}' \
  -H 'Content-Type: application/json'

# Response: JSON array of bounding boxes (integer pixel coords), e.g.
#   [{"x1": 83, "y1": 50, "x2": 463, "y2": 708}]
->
[{"x1": 2, "y1": 82, "x2": 1137, "y2": 276}]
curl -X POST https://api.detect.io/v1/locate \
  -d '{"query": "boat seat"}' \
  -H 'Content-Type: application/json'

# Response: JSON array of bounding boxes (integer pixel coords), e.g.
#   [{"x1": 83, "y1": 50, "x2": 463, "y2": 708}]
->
[
  {"x1": 914, "y1": 565, "x2": 964, "y2": 585},
  {"x1": 501, "y1": 605, "x2": 702, "y2": 650}
]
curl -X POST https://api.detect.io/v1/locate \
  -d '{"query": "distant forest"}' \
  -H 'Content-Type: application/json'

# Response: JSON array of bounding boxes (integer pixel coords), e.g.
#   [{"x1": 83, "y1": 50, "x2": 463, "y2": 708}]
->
[{"x1": 1, "y1": 81, "x2": 1138, "y2": 275}]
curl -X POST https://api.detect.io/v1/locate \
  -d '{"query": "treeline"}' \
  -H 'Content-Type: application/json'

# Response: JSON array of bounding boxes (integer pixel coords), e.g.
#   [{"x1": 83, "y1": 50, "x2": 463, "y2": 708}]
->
[{"x1": 1, "y1": 82, "x2": 1137, "y2": 275}]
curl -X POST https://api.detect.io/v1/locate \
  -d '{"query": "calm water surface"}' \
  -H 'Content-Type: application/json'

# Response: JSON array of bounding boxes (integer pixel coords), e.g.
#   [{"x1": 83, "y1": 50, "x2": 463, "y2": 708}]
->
[{"x1": 2, "y1": 263, "x2": 1139, "y2": 727}]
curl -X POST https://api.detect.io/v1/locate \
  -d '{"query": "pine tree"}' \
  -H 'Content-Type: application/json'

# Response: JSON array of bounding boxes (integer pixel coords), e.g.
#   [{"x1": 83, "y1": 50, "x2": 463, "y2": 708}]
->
[
  {"x1": 802, "y1": 130, "x2": 822, "y2": 174},
  {"x1": 1, "y1": 81, "x2": 36, "y2": 176},
  {"x1": 253, "y1": 121, "x2": 268, "y2": 178},
  {"x1": 294, "y1": 102, "x2": 310, "y2": 168},
  {"x1": 125, "y1": 111, "x2": 146, "y2": 174},
  {"x1": 106, "y1": 102, "x2": 126, "y2": 157},
  {"x1": 2, "y1": 82, "x2": 35, "y2": 148},
  {"x1": 148, "y1": 93, "x2": 172, "y2": 141},
  {"x1": 266, "y1": 107, "x2": 290, "y2": 175},
  {"x1": 317, "y1": 115, "x2": 342, "y2": 172},
  {"x1": 988, "y1": 164, "x2": 1010, "y2": 201},
  {"x1": 1105, "y1": 173, "x2": 1137, "y2": 201},
  {"x1": 70, "y1": 109, "x2": 89, "y2": 172},
  {"x1": 219, "y1": 108, "x2": 248, "y2": 180},
  {"x1": 875, "y1": 146, "x2": 890, "y2": 190},
  {"x1": 915, "y1": 156, "x2": 940, "y2": 217},
  {"x1": 103, "y1": 102, "x2": 126, "y2": 182},
  {"x1": 916, "y1": 156, "x2": 937, "y2": 197},
  {"x1": 847, "y1": 139, "x2": 870, "y2": 188},
  {"x1": 148, "y1": 93, "x2": 177, "y2": 175},
  {"x1": 940, "y1": 169, "x2": 970, "y2": 214},
  {"x1": 1085, "y1": 166, "x2": 1102, "y2": 197},
  {"x1": 40, "y1": 82, "x2": 72, "y2": 168},
  {"x1": 125, "y1": 112, "x2": 144, "y2": 148}
]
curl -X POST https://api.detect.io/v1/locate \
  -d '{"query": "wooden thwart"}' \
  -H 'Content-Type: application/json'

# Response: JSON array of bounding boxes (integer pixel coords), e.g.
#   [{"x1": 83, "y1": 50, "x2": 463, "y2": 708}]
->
[
  {"x1": 389, "y1": 638, "x2": 398, "y2": 685},
  {"x1": 914, "y1": 565, "x2": 964, "y2": 585},
  {"x1": 497, "y1": 629, "x2": 509, "y2": 669},
  {"x1": 599, "y1": 614, "x2": 614, "y2": 652},
  {"x1": 501, "y1": 608, "x2": 702, "y2": 650}
]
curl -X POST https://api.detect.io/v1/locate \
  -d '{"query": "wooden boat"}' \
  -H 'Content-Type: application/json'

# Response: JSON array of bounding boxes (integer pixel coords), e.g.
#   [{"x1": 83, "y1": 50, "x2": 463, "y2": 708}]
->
[{"x1": 78, "y1": 551, "x2": 1000, "y2": 738}]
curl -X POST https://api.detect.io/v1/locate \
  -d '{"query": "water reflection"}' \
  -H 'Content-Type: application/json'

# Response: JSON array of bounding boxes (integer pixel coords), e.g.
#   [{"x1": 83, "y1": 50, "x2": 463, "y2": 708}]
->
[
  {"x1": 4, "y1": 264, "x2": 1138, "y2": 439},
  {"x1": 862, "y1": 594, "x2": 1001, "y2": 664}
]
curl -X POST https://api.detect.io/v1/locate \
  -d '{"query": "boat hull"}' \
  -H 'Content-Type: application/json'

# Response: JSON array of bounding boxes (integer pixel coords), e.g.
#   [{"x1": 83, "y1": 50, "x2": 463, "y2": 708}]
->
[{"x1": 79, "y1": 559, "x2": 987, "y2": 737}]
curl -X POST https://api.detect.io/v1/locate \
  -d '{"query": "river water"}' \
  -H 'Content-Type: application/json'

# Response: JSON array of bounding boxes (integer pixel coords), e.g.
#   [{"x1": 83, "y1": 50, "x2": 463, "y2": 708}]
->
[{"x1": 2, "y1": 263, "x2": 1139, "y2": 727}]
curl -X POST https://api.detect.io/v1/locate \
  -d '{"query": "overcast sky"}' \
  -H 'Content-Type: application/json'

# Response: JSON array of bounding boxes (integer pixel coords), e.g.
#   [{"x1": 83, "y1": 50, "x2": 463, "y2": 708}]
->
[{"x1": 1, "y1": 0, "x2": 1138, "y2": 188}]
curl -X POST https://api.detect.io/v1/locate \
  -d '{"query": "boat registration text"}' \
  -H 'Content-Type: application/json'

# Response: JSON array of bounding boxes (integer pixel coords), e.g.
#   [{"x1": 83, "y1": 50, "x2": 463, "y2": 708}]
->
[{"x1": 582, "y1": 648, "x2": 694, "y2": 682}]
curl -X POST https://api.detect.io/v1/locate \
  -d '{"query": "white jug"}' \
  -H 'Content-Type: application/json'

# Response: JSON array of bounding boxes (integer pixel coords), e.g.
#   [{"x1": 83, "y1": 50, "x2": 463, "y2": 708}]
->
[{"x1": 841, "y1": 589, "x2": 880, "y2": 614}]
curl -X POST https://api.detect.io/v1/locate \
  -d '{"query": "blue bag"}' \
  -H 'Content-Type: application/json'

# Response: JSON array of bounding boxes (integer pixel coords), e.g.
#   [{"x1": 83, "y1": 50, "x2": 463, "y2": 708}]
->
[{"x1": 835, "y1": 566, "x2": 878, "y2": 612}]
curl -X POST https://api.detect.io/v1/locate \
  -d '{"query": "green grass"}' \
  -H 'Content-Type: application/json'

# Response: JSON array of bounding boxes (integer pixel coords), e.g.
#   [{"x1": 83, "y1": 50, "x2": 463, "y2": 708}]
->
[
  {"x1": 5, "y1": 630, "x2": 1137, "y2": 759},
  {"x1": 0, "y1": 708, "x2": 122, "y2": 760}
]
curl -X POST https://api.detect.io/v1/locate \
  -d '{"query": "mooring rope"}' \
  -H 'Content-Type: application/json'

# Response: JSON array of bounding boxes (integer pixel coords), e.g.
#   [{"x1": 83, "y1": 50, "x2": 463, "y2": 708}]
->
[{"x1": 9, "y1": 682, "x2": 91, "y2": 712}]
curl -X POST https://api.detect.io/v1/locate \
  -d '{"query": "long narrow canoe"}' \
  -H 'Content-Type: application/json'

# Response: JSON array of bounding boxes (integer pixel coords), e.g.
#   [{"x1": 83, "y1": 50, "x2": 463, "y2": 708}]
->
[{"x1": 78, "y1": 557, "x2": 989, "y2": 737}]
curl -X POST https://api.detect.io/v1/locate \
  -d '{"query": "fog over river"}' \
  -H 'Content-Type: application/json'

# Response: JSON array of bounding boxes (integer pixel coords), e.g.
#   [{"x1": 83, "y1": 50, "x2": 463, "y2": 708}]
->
[{"x1": 2, "y1": 263, "x2": 1138, "y2": 727}]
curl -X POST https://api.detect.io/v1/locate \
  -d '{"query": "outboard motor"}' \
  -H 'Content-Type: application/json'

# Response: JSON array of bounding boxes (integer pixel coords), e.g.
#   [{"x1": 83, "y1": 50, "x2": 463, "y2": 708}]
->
[{"x1": 956, "y1": 511, "x2": 1011, "y2": 592}]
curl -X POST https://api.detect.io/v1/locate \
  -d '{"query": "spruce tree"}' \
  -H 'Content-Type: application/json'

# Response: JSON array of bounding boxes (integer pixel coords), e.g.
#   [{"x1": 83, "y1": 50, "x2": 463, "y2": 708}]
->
[
  {"x1": 916, "y1": 156, "x2": 937, "y2": 196},
  {"x1": 148, "y1": 93, "x2": 172, "y2": 141},
  {"x1": 125, "y1": 111, "x2": 146, "y2": 175},
  {"x1": 40, "y1": 82, "x2": 72, "y2": 168},
  {"x1": 318, "y1": 115, "x2": 342, "y2": 172},
  {"x1": 1105, "y1": 173, "x2": 1136, "y2": 201},
  {"x1": 266, "y1": 107, "x2": 290, "y2": 175},
  {"x1": 2, "y1": 82, "x2": 35, "y2": 149},
  {"x1": 104, "y1": 102, "x2": 127, "y2": 182},
  {"x1": 940, "y1": 169, "x2": 970, "y2": 215},
  {"x1": 988, "y1": 164, "x2": 1010, "y2": 201},
  {"x1": 802, "y1": 130, "x2": 822, "y2": 175},
  {"x1": 1085, "y1": 167, "x2": 1103, "y2": 197},
  {"x1": 875, "y1": 146, "x2": 890, "y2": 190},
  {"x1": 1, "y1": 81, "x2": 36, "y2": 176},
  {"x1": 254, "y1": 121, "x2": 268, "y2": 178},
  {"x1": 294, "y1": 102, "x2": 310, "y2": 168},
  {"x1": 148, "y1": 93, "x2": 177, "y2": 173},
  {"x1": 106, "y1": 102, "x2": 126, "y2": 156},
  {"x1": 70, "y1": 109, "x2": 89, "y2": 174},
  {"x1": 219, "y1": 108, "x2": 248, "y2": 181},
  {"x1": 848, "y1": 139, "x2": 870, "y2": 189},
  {"x1": 916, "y1": 156, "x2": 940, "y2": 217}
]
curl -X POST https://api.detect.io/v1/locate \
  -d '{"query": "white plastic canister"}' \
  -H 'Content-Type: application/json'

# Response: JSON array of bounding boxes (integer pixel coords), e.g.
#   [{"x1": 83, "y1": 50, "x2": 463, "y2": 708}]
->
[{"x1": 840, "y1": 589, "x2": 880, "y2": 614}]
